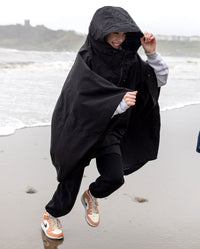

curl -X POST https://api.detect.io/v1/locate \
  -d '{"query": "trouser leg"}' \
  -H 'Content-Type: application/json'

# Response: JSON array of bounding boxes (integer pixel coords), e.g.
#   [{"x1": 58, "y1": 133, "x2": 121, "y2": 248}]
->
[
  {"x1": 45, "y1": 167, "x2": 84, "y2": 217},
  {"x1": 89, "y1": 153, "x2": 124, "y2": 198}
]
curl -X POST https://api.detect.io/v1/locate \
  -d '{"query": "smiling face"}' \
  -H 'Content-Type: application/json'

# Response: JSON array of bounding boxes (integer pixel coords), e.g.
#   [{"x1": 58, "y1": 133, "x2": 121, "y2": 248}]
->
[{"x1": 105, "y1": 32, "x2": 126, "y2": 49}]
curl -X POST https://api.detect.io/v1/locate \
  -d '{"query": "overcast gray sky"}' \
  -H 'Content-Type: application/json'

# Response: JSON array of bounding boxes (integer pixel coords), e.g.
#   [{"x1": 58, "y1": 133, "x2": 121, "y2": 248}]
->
[{"x1": 1, "y1": 0, "x2": 199, "y2": 36}]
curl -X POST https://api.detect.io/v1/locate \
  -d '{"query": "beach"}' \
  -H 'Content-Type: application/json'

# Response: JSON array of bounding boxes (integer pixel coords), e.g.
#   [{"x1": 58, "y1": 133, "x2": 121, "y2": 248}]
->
[{"x1": 0, "y1": 105, "x2": 200, "y2": 249}]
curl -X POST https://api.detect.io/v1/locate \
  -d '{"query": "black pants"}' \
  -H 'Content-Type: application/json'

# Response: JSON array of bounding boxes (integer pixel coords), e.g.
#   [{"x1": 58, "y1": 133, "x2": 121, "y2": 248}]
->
[{"x1": 46, "y1": 153, "x2": 124, "y2": 217}]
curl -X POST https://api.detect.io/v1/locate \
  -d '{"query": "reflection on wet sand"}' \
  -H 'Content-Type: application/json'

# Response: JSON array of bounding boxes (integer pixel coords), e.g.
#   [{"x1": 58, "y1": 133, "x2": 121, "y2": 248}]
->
[{"x1": 41, "y1": 231, "x2": 64, "y2": 249}]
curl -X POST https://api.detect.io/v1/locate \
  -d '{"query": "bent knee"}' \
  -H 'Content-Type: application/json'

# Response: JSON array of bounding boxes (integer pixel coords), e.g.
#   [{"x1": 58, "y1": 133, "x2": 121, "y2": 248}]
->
[{"x1": 109, "y1": 176, "x2": 124, "y2": 188}]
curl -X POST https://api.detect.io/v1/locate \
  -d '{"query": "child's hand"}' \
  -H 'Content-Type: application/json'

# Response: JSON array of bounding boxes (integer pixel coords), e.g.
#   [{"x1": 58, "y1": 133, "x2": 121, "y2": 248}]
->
[
  {"x1": 123, "y1": 91, "x2": 138, "y2": 107},
  {"x1": 140, "y1": 32, "x2": 156, "y2": 53}
]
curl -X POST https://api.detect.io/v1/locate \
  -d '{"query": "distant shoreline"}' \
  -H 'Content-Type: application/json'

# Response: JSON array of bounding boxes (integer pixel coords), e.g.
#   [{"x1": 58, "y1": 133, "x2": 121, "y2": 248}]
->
[
  {"x1": 0, "y1": 21, "x2": 86, "y2": 51},
  {"x1": 0, "y1": 21, "x2": 200, "y2": 52}
]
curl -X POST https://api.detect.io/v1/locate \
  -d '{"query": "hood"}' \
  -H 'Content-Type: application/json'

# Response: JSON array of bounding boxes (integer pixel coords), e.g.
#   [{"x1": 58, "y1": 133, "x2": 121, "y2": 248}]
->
[{"x1": 88, "y1": 6, "x2": 144, "y2": 52}]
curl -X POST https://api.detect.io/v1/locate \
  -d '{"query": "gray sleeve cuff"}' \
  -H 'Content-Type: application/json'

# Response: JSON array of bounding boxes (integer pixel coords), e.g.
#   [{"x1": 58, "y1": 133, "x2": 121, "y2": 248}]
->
[{"x1": 112, "y1": 99, "x2": 129, "y2": 117}]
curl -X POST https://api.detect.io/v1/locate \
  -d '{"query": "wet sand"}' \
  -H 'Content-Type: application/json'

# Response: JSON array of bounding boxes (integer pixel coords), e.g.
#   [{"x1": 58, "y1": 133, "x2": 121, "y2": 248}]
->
[{"x1": 0, "y1": 105, "x2": 200, "y2": 249}]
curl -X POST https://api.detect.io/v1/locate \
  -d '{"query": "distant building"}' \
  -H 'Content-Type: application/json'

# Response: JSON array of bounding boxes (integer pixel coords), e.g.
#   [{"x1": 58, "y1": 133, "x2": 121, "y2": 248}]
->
[
  {"x1": 190, "y1": 36, "x2": 200, "y2": 41},
  {"x1": 24, "y1": 20, "x2": 30, "y2": 27},
  {"x1": 156, "y1": 34, "x2": 200, "y2": 41}
]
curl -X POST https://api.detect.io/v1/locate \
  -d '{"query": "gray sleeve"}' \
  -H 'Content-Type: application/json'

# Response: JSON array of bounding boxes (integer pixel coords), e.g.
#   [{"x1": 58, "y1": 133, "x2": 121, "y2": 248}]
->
[
  {"x1": 146, "y1": 51, "x2": 169, "y2": 87},
  {"x1": 112, "y1": 98, "x2": 129, "y2": 117},
  {"x1": 112, "y1": 52, "x2": 168, "y2": 118}
]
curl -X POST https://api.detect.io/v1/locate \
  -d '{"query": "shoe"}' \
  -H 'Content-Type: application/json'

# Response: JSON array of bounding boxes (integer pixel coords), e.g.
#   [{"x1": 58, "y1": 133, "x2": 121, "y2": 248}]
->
[
  {"x1": 41, "y1": 212, "x2": 64, "y2": 240},
  {"x1": 81, "y1": 189, "x2": 100, "y2": 227}
]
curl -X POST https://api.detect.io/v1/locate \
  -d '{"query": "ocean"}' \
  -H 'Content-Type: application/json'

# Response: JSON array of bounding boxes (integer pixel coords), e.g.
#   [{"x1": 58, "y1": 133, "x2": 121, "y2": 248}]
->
[{"x1": 0, "y1": 46, "x2": 200, "y2": 136}]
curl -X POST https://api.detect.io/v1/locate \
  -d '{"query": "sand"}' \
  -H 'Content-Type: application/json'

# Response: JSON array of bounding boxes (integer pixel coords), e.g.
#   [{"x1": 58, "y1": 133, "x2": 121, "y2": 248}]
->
[{"x1": 0, "y1": 105, "x2": 200, "y2": 249}]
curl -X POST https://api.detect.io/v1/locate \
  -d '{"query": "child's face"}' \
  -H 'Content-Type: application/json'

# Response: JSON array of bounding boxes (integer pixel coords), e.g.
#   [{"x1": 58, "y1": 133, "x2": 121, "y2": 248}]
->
[{"x1": 105, "y1": 32, "x2": 126, "y2": 49}]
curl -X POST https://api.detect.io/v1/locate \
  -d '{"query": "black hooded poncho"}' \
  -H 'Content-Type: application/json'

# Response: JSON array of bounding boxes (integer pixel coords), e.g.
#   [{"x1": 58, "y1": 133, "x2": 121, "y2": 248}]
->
[{"x1": 50, "y1": 6, "x2": 161, "y2": 182}]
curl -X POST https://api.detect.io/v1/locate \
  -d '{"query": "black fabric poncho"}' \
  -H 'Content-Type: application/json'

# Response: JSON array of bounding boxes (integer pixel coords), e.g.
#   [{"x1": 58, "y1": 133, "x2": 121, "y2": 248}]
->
[{"x1": 50, "y1": 6, "x2": 161, "y2": 182}]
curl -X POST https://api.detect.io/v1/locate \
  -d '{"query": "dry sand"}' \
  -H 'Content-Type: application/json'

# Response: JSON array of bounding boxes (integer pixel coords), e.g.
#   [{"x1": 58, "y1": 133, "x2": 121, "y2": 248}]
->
[{"x1": 0, "y1": 105, "x2": 200, "y2": 249}]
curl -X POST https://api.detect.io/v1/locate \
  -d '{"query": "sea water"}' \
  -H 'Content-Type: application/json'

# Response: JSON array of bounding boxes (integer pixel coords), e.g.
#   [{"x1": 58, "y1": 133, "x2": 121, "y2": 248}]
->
[{"x1": 0, "y1": 47, "x2": 200, "y2": 136}]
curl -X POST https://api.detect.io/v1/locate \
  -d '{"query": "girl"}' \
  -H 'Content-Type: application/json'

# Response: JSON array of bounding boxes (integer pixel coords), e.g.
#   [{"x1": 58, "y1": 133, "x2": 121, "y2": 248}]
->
[{"x1": 41, "y1": 6, "x2": 168, "y2": 239}]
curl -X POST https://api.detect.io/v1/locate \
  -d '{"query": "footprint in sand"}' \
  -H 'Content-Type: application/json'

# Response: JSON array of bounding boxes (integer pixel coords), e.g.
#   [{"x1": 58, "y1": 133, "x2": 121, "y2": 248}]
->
[
  {"x1": 26, "y1": 186, "x2": 37, "y2": 194},
  {"x1": 123, "y1": 193, "x2": 148, "y2": 203}
]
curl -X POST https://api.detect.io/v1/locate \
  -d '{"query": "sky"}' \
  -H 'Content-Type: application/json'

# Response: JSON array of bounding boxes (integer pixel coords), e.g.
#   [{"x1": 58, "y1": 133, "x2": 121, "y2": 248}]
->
[{"x1": 1, "y1": 0, "x2": 200, "y2": 36}]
